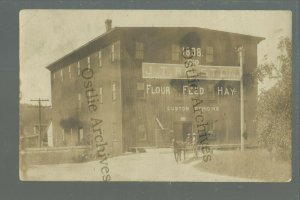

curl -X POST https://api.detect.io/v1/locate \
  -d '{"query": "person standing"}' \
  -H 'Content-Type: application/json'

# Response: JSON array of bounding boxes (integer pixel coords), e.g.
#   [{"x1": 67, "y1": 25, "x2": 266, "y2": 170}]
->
[
  {"x1": 172, "y1": 138, "x2": 180, "y2": 162},
  {"x1": 185, "y1": 133, "x2": 191, "y2": 145},
  {"x1": 192, "y1": 133, "x2": 198, "y2": 158}
]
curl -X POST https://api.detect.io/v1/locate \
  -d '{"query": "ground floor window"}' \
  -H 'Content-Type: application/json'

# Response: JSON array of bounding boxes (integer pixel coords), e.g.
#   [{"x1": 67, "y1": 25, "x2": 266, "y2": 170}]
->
[
  {"x1": 137, "y1": 82, "x2": 145, "y2": 99},
  {"x1": 112, "y1": 122, "x2": 117, "y2": 141},
  {"x1": 207, "y1": 119, "x2": 216, "y2": 140},
  {"x1": 33, "y1": 124, "x2": 48, "y2": 146},
  {"x1": 138, "y1": 124, "x2": 147, "y2": 141},
  {"x1": 78, "y1": 127, "x2": 84, "y2": 145}
]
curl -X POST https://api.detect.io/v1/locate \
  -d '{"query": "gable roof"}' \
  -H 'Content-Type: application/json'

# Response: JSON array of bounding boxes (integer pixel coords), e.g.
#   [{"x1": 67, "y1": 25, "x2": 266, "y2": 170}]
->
[{"x1": 46, "y1": 27, "x2": 265, "y2": 72}]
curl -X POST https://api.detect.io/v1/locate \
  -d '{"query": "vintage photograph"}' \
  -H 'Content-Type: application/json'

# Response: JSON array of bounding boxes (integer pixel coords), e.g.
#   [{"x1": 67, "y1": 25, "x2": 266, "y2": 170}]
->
[{"x1": 19, "y1": 10, "x2": 292, "y2": 182}]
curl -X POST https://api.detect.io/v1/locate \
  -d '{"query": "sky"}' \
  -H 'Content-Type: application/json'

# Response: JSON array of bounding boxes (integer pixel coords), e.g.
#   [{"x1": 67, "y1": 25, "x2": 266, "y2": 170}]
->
[{"x1": 19, "y1": 10, "x2": 292, "y2": 105}]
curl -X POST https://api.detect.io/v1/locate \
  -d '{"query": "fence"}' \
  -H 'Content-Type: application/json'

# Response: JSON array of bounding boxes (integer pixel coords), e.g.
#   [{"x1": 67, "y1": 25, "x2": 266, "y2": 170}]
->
[{"x1": 20, "y1": 146, "x2": 91, "y2": 165}]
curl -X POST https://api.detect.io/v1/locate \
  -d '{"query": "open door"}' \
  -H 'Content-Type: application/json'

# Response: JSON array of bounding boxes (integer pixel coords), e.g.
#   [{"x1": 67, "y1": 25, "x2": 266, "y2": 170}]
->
[
  {"x1": 182, "y1": 122, "x2": 192, "y2": 140},
  {"x1": 173, "y1": 121, "x2": 192, "y2": 141}
]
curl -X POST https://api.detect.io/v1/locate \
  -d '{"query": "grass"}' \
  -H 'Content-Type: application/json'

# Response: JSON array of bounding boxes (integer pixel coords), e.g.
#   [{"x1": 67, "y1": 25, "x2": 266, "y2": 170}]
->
[
  {"x1": 20, "y1": 148, "x2": 90, "y2": 165},
  {"x1": 194, "y1": 149, "x2": 291, "y2": 182}
]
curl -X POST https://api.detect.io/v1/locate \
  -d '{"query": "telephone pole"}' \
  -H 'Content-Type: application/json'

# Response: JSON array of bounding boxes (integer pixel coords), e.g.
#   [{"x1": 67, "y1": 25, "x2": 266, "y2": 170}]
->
[
  {"x1": 30, "y1": 98, "x2": 49, "y2": 148},
  {"x1": 238, "y1": 46, "x2": 245, "y2": 151}
]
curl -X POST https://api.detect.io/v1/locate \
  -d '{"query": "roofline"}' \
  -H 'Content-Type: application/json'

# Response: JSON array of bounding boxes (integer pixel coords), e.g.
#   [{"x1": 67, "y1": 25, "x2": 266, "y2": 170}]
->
[
  {"x1": 46, "y1": 27, "x2": 118, "y2": 71},
  {"x1": 116, "y1": 27, "x2": 265, "y2": 41},
  {"x1": 45, "y1": 27, "x2": 265, "y2": 71}
]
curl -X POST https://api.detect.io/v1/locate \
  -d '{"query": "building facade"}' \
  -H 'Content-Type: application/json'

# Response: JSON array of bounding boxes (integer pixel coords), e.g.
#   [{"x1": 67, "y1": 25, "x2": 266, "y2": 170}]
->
[
  {"x1": 20, "y1": 104, "x2": 52, "y2": 148},
  {"x1": 47, "y1": 20, "x2": 264, "y2": 155}
]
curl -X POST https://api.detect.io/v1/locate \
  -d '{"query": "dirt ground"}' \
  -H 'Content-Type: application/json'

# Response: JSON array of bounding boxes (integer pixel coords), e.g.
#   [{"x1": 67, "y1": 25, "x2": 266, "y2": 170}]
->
[{"x1": 21, "y1": 148, "x2": 257, "y2": 182}]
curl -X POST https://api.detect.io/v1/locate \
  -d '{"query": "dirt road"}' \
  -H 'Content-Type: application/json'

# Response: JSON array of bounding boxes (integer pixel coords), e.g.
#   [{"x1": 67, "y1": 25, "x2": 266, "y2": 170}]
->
[{"x1": 22, "y1": 148, "x2": 255, "y2": 182}]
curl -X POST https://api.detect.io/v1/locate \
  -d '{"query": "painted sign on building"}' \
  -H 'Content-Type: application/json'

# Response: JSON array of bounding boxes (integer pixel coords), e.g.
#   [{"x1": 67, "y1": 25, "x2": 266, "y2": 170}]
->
[{"x1": 142, "y1": 63, "x2": 242, "y2": 81}]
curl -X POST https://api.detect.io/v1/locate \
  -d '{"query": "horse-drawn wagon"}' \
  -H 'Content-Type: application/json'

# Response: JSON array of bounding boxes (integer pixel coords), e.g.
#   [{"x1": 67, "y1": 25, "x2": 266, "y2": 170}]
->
[{"x1": 172, "y1": 133, "x2": 199, "y2": 162}]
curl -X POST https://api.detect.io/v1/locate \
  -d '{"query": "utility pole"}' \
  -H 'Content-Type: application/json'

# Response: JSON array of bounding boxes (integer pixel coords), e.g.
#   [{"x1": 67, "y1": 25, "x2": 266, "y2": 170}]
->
[
  {"x1": 30, "y1": 98, "x2": 49, "y2": 148},
  {"x1": 238, "y1": 46, "x2": 245, "y2": 151}
]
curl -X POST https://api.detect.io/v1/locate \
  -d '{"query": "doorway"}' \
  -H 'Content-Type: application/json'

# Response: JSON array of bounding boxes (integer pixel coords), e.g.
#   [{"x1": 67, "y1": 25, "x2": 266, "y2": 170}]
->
[
  {"x1": 182, "y1": 122, "x2": 192, "y2": 140},
  {"x1": 173, "y1": 121, "x2": 192, "y2": 141}
]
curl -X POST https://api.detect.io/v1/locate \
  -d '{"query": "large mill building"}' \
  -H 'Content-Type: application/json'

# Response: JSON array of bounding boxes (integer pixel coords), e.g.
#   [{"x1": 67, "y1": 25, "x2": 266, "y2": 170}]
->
[{"x1": 46, "y1": 20, "x2": 264, "y2": 155}]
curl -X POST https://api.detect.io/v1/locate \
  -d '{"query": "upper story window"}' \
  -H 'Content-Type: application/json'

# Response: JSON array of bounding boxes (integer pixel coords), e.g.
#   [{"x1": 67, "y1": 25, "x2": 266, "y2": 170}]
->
[
  {"x1": 112, "y1": 122, "x2": 117, "y2": 141},
  {"x1": 171, "y1": 44, "x2": 180, "y2": 61},
  {"x1": 170, "y1": 80, "x2": 183, "y2": 102},
  {"x1": 135, "y1": 42, "x2": 144, "y2": 60},
  {"x1": 99, "y1": 87, "x2": 103, "y2": 104},
  {"x1": 204, "y1": 84, "x2": 215, "y2": 101},
  {"x1": 90, "y1": 52, "x2": 100, "y2": 69},
  {"x1": 98, "y1": 51, "x2": 102, "y2": 67},
  {"x1": 87, "y1": 56, "x2": 91, "y2": 69},
  {"x1": 137, "y1": 82, "x2": 145, "y2": 100},
  {"x1": 111, "y1": 44, "x2": 115, "y2": 62},
  {"x1": 62, "y1": 128, "x2": 65, "y2": 143},
  {"x1": 112, "y1": 82, "x2": 117, "y2": 101},
  {"x1": 87, "y1": 91, "x2": 92, "y2": 97},
  {"x1": 78, "y1": 93, "x2": 82, "y2": 110},
  {"x1": 207, "y1": 84, "x2": 215, "y2": 100},
  {"x1": 173, "y1": 88, "x2": 183, "y2": 102},
  {"x1": 60, "y1": 69, "x2": 63, "y2": 82},
  {"x1": 206, "y1": 46, "x2": 214, "y2": 63},
  {"x1": 53, "y1": 72, "x2": 56, "y2": 80},
  {"x1": 68, "y1": 65, "x2": 72, "y2": 79},
  {"x1": 77, "y1": 62, "x2": 80, "y2": 76}
]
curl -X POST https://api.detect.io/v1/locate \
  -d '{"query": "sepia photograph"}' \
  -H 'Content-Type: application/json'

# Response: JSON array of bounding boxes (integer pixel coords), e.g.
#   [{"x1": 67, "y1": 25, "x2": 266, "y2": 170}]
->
[{"x1": 19, "y1": 10, "x2": 292, "y2": 182}]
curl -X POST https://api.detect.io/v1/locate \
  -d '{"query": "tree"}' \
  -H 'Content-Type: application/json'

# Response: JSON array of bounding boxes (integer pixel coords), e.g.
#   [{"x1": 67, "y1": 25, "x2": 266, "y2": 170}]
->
[{"x1": 255, "y1": 37, "x2": 291, "y2": 161}]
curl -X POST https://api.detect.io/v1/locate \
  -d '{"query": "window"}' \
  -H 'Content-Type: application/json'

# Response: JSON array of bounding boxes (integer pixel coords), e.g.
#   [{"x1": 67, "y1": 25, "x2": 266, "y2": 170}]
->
[
  {"x1": 173, "y1": 88, "x2": 183, "y2": 102},
  {"x1": 53, "y1": 72, "x2": 56, "y2": 80},
  {"x1": 137, "y1": 82, "x2": 145, "y2": 99},
  {"x1": 207, "y1": 119, "x2": 216, "y2": 140},
  {"x1": 98, "y1": 51, "x2": 102, "y2": 67},
  {"x1": 135, "y1": 42, "x2": 144, "y2": 60},
  {"x1": 62, "y1": 128, "x2": 65, "y2": 143},
  {"x1": 87, "y1": 56, "x2": 91, "y2": 69},
  {"x1": 88, "y1": 91, "x2": 92, "y2": 97},
  {"x1": 138, "y1": 124, "x2": 147, "y2": 141},
  {"x1": 70, "y1": 128, "x2": 74, "y2": 145},
  {"x1": 90, "y1": 52, "x2": 99, "y2": 69},
  {"x1": 78, "y1": 93, "x2": 82, "y2": 110},
  {"x1": 68, "y1": 65, "x2": 71, "y2": 79},
  {"x1": 206, "y1": 46, "x2": 214, "y2": 63},
  {"x1": 111, "y1": 44, "x2": 115, "y2": 62},
  {"x1": 171, "y1": 44, "x2": 180, "y2": 61},
  {"x1": 99, "y1": 87, "x2": 103, "y2": 104},
  {"x1": 171, "y1": 80, "x2": 183, "y2": 102},
  {"x1": 112, "y1": 82, "x2": 116, "y2": 101},
  {"x1": 60, "y1": 69, "x2": 63, "y2": 82},
  {"x1": 112, "y1": 122, "x2": 117, "y2": 141},
  {"x1": 207, "y1": 84, "x2": 215, "y2": 100},
  {"x1": 77, "y1": 62, "x2": 80, "y2": 76},
  {"x1": 78, "y1": 127, "x2": 84, "y2": 143}
]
